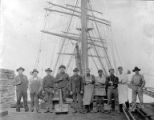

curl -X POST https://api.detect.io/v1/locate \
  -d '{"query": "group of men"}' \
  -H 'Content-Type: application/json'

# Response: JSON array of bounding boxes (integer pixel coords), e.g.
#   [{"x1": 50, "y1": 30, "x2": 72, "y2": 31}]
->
[{"x1": 14, "y1": 65, "x2": 145, "y2": 114}]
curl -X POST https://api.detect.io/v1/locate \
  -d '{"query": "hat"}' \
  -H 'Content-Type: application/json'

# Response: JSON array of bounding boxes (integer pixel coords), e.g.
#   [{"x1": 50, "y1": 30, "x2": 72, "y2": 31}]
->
[
  {"x1": 109, "y1": 68, "x2": 114, "y2": 72},
  {"x1": 32, "y1": 69, "x2": 39, "y2": 73},
  {"x1": 73, "y1": 68, "x2": 79, "y2": 72},
  {"x1": 59, "y1": 65, "x2": 66, "y2": 69},
  {"x1": 118, "y1": 66, "x2": 123, "y2": 69},
  {"x1": 98, "y1": 69, "x2": 103, "y2": 73},
  {"x1": 16, "y1": 67, "x2": 25, "y2": 72},
  {"x1": 132, "y1": 67, "x2": 140, "y2": 72},
  {"x1": 45, "y1": 68, "x2": 52, "y2": 72}
]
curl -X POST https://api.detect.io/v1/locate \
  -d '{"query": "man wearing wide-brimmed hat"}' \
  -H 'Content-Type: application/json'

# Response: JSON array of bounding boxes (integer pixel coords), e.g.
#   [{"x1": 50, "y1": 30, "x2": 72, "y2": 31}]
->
[
  {"x1": 55, "y1": 65, "x2": 70, "y2": 103},
  {"x1": 14, "y1": 67, "x2": 29, "y2": 112},
  {"x1": 70, "y1": 68, "x2": 84, "y2": 113},
  {"x1": 130, "y1": 67, "x2": 145, "y2": 111},
  {"x1": 42, "y1": 68, "x2": 55, "y2": 113},
  {"x1": 29, "y1": 69, "x2": 42, "y2": 113}
]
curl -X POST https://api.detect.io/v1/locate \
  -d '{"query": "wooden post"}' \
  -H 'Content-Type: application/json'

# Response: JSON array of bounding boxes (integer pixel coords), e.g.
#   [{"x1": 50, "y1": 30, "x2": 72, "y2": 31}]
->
[{"x1": 81, "y1": 0, "x2": 88, "y2": 76}]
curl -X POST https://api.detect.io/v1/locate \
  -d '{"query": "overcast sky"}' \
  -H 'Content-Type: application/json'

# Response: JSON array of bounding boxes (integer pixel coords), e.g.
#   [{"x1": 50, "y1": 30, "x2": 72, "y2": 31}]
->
[{"x1": 1, "y1": 0, "x2": 154, "y2": 87}]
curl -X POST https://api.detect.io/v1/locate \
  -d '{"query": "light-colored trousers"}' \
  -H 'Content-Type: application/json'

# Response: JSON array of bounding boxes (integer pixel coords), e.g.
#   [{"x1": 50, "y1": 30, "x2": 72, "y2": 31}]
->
[{"x1": 132, "y1": 87, "x2": 143, "y2": 108}]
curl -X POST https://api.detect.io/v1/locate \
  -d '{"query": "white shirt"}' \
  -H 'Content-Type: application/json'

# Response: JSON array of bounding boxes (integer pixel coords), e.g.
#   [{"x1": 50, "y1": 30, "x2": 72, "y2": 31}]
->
[{"x1": 117, "y1": 73, "x2": 128, "y2": 84}]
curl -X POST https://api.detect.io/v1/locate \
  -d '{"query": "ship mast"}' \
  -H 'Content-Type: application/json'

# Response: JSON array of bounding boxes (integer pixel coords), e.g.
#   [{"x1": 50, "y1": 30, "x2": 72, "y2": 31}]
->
[
  {"x1": 41, "y1": 0, "x2": 111, "y2": 75},
  {"x1": 81, "y1": 0, "x2": 88, "y2": 76}
]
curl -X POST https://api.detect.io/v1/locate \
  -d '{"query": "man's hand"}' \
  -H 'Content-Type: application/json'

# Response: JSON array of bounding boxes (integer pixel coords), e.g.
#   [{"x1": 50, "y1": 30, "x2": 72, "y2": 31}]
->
[
  {"x1": 138, "y1": 87, "x2": 143, "y2": 91},
  {"x1": 80, "y1": 91, "x2": 83, "y2": 94}
]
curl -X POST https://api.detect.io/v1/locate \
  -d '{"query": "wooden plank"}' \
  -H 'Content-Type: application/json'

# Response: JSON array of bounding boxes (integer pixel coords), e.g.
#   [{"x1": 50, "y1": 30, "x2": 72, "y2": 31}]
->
[{"x1": 0, "y1": 110, "x2": 8, "y2": 117}]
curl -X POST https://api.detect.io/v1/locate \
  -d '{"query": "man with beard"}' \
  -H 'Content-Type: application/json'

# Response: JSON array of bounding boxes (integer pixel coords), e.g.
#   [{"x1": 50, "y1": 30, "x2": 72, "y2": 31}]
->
[
  {"x1": 55, "y1": 65, "x2": 70, "y2": 103},
  {"x1": 83, "y1": 68, "x2": 95, "y2": 113}
]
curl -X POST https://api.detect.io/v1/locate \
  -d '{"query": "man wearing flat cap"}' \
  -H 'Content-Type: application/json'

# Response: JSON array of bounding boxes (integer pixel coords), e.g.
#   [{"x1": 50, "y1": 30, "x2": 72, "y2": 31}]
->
[
  {"x1": 105, "y1": 68, "x2": 119, "y2": 113},
  {"x1": 55, "y1": 65, "x2": 70, "y2": 103},
  {"x1": 42, "y1": 68, "x2": 55, "y2": 113},
  {"x1": 93, "y1": 69, "x2": 106, "y2": 113},
  {"x1": 130, "y1": 67, "x2": 145, "y2": 111},
  {"x1": 29, "y1": 69, "x2": 42, "y2": 113},
  {"x1": 70, "y1": 68, "x2": 84, "y2": 113},
  {"x1": 14, "y1": 67, "x2": 29, "y2": 112}
]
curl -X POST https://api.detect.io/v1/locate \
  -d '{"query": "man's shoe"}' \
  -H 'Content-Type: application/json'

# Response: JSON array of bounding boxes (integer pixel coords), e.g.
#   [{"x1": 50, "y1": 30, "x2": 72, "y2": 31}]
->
[
  {"x1": 25, "y1": 107, "x2": 29, "y2": 112},
  {"x1": 31, "y1": 109, "x2": 34, "y2": 112},
  {"x1": 25, "y1": 109, "x2": 29, "y2": 112},
  {"x1": 101, "y1": 109, "x2": 105, "y2": 113},
  {"x1": 72, "y1": 110, "x2": 77, "y2": 113},
  {"x1": 37, "y1": 110, "x2": 41, "y2": 113},
  {"x1": 49, "y1": 110, "x2": 53, "y2": 113},
  {"x1": 16, "y1": 109, "x2": 20, "y2": 112},
  {"x1": 44, "y1": 110, "x2": 49, "y2": 113}
]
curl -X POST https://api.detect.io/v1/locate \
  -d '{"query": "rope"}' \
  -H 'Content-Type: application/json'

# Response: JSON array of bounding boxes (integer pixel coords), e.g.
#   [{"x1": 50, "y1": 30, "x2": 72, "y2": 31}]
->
[
  {"x1": 88, "y1": 32, "x2": 107, "y2": 76},
  {"x1": 34, "y1": 10, "x2": 49, "y2": 69},
  {"x1": 52, "y1": 0, "x2": 79, "y2": 74},
  {"x1": 66, "y1": 47, "x2": 76, "y2": 72},
  {"x1": 89, "y1": 50, "x2": 99, "y2": 71},
  {"x1": 88, "y1": 1, "x2": 112, "y2": 70}
]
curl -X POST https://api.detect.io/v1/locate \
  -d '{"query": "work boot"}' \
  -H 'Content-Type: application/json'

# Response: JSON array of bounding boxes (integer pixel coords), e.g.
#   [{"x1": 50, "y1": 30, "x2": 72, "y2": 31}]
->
[
  {"x1": 44, "y1": 109, "x2": 50, "y2": 113},
  {"x1": 119, "y1": 104, "x2": 123, "y2": 112},
  {"x1": 36, "y1": 110, "x2": 41, "y2": 113},
  {"x1": 125, "y1": 101, "x2": 130, "y2": 109},
  {"x1": 25, "y1": 106, "x2": 29, "y2": 112},
  {"x1": 72, "y1": 109, "x2": 77, "y2": 113},
  {"x1": 16, "y1": 108, "x2": 20, "y2": 112},
  {"x1": 138, "y1": 104, "x2": 144, "y2": 109},
  {"x1": 31, "y1": 108, "x2": 34, "y2": 112}
]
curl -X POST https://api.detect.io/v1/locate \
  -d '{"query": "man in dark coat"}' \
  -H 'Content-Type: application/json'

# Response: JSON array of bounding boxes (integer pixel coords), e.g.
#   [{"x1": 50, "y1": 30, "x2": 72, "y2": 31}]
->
[
  {"x1": 70, "y1": 68, "x2": 84, "y2": 113},
  {"x1": 105, "y1": 68, "x2": 119, "y2": 113},
  {"x1": 14, "y1": 67, "x2": 29, "y2": 112},
  {"x1": 43, "y1": 68, "x2": 55, "y2": 113},
  {"x1": 55, "y1": 65, "x2": 70, "y2": 103}
]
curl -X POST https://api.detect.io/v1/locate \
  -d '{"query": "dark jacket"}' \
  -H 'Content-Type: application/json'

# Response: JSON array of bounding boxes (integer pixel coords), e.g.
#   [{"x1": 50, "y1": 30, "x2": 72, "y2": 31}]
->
[
  {"x1": 70, "y1": 74, "x2": 84, "y2": 94},
  {"x1": 105, "y1": 75, "x2": 119, "y2": 89},
  {"x1": 55, "y1": 72, "x2": 70, "y2": 89},
  {"x1": 14, "y1": 74, "x2": 28, "y2": 91},
  {"x1": 43, "y1": 75, "x2": 55, "y2": 89}
]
